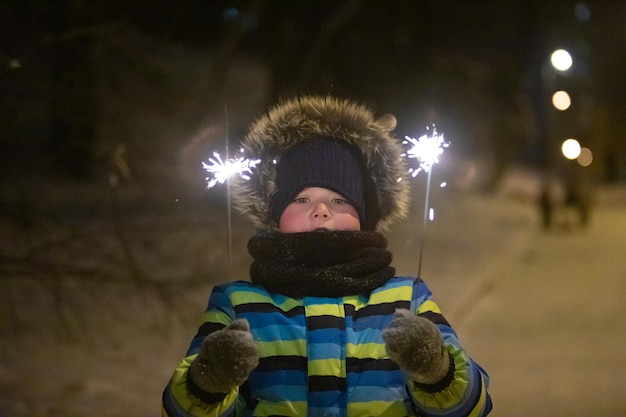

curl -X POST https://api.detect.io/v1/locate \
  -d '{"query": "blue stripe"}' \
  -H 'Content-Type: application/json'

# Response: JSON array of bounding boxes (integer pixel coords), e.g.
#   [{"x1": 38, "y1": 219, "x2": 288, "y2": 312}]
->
[
  {"x1": 303, "y1": 295, "x2": 344, "y2": 305},
  {"x1": 413, "y1": 279, "x2": 433, "y2": 303},
  {"x1": 253, "y1": 323, "x2": 306, "y2": 341},
  {"x1": 249, "y1": 370, "x2": 307, "y2": 396},
  {"x1": 347, "y1": 369, "x2": 405, "y2": 389},
  {"x1": 247, "y1": 308, "x2": 305, "y2": 327},
  {"x1": 349, "y1": 327, "x2": 384, "y2": 344},
  {"x1": 252, "y1": 369, "x2": 308, "y2": 385},
  {"x1": 251, "y1": 384, "x2": 308, "y2": 402},
  {"x1": 208, "y1": 287, "x2": 236, "y2": 318},
  {"x1": 308, "y1": 342, "x2": 343, "y2": 360},
  {"x1": 308, "y1": 406, "x2": 342, "y2": 417},
  {"x1": 186, "y1": 336, "x2": 204, "y2": 355},
  {"x1": 348, "y1": 384, "x2": 407, "y2": 402},
  {"x1": 308, "y1": 327, "x2": 342, "y2": 344},
  {"x1": 309, "y1": 390, "x2": 346, "y2": 407},
  {"x1": 346, "y1": 329, "x2": 384, "y2": 345},
  {"x1": 347, "y1": 324, "x2": 386, "y2": 344}
]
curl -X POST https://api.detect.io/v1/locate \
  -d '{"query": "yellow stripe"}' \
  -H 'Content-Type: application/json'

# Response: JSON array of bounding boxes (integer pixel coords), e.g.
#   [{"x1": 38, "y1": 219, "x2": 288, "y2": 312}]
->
[
  {"x1": 199, "y1": 309, "x2": 230, "y2": 326},
  {"x1": 417, "y1": 299, "x2": 442, "y2": 315},
  {"x1": 342, "y1": 295, "x2": 367, "y2": 308},
  {"x1": 346, "y1": 342, "x2": 387, "y2": 359},
  {"x1": 368, "y1": 286, "x2": 412, "y2": 305},
  {"x1": 349, "y1": 400, "x2": 412, "y2": 416},
  {"x1": 308, "y1": 358, "x2": 344, "y2": 376},
  {"x1": 305, "y1": 302, "x2": 345, "y2": 317},
  {"x1": 251, "y1": 400, "x2": 307, "y2": 416},
  {"x1": 230, "y1": 290, "x2": 303, "y2": 311},
  {"x1": 257, "y1": 339, "x2": 306, "y2": 357}
]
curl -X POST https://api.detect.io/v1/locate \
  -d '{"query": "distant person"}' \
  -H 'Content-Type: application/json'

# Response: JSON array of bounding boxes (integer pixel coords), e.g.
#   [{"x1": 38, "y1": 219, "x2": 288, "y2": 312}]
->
[
  {"x1": 538, "y1": 179, "x2": 556, "y2": 230},
  {"x1": 563, "y1": 170, "x2": 593, "y2": 230},
  {"x1": 162, "y1": 96, "x2": 492, "y2": 417}
]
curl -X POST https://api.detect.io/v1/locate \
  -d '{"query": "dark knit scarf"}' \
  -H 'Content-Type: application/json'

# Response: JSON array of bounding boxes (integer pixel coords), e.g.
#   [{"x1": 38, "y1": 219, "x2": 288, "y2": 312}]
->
[{"x1": 248, "y1": 230, "x2": 395, "y2": 299}]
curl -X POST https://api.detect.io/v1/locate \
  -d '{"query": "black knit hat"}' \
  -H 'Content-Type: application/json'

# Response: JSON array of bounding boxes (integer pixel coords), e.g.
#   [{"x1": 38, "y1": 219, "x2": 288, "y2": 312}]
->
[{"x1": 271, "y1": 137, "x2": 367, "y2": 225}]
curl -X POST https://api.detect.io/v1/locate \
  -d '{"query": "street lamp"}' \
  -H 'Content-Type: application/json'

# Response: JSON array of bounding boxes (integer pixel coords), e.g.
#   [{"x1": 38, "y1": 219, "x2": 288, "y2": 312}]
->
[
  {"x1": 552, "y1": 90, "x2": 571, "y2": 110},
  {"x1": 561, "y1": 138, "x2": 581, "y2": 160},
  {"x1": 550, "y1": 49, "x2": 573, "y2": 72}
]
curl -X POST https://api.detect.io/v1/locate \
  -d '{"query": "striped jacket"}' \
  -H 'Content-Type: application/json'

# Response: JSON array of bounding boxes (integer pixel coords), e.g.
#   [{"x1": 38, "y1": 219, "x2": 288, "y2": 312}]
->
[{"x1": 162, "y1": 276, "x2": 491, "y2": 417}]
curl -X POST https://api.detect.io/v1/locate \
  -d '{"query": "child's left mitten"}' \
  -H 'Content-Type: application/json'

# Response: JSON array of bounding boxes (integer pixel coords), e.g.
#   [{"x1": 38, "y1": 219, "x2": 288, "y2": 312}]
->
[{"x1": 189, "y1": 319, "x2": 259, "y2": 394}]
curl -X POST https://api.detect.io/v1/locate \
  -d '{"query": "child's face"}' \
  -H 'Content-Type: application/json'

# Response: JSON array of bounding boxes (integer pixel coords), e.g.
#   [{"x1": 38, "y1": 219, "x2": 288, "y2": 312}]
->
[{"x1": 278, "y1": 187, "x2": 361, "y2": 233}]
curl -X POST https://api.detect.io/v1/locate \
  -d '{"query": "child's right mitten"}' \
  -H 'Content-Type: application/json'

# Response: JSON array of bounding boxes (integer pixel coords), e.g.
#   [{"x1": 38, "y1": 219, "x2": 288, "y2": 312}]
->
[
  {"x1": 189, "y1": 319, "x2": 259, "y2": 394},
  {"x1": 382, "y1": 309, "x2": 450, "y2": 385}
]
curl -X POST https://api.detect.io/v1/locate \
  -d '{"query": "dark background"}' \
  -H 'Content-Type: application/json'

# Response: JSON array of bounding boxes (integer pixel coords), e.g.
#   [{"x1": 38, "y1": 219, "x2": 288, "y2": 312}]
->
[{"x1": 1, "y1": 0, "x2": 625, "y2": 192}]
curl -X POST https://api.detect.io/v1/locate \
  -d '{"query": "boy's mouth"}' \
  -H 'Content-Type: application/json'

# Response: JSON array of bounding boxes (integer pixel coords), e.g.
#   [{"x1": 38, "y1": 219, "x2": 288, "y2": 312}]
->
[{"x1": 313, "y1": 227, "x2": 330, "y2": 232}]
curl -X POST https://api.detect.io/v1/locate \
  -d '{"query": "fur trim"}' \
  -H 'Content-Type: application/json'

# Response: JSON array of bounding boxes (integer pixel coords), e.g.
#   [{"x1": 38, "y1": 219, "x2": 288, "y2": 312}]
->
[{"x1": 231, "y1": 95, "x2": 410, "y2": 232}]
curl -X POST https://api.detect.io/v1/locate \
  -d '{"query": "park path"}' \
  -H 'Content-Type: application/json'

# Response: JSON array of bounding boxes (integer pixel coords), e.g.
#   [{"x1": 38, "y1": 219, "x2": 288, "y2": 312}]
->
[{"x1": 456, "y1": 194, "x2": 626, "y2": 416}]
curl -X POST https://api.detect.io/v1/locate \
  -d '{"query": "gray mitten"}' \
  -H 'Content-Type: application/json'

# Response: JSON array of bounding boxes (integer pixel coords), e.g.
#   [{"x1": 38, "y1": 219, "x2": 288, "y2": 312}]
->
[
  {"x1": 189, "y1": 319, "x2": 259, "y2": 394},
  {"x1": 382, "y1": 309, "x2": 450, "y2": 385}
]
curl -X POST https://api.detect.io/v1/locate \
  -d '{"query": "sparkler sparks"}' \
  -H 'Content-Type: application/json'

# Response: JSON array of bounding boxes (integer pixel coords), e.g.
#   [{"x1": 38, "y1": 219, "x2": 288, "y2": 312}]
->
[
  {"x1": 202, "y1": 150, "x2": 260, "y2": 189},
  {"x1": 403, "y1": 125, "x2": 449, "y2": 177}
]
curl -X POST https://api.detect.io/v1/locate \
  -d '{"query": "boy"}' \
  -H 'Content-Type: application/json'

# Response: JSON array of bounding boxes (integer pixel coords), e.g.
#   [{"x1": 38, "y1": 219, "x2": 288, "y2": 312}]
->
[{"x1": 162, "y1": 95, "x2": 492, "y2": 417}]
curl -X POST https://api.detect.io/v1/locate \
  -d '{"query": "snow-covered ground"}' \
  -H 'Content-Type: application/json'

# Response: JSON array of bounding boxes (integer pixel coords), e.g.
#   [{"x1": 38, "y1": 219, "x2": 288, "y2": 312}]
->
[
  {"x1": 458, "y1": 184, "x2": 626, "y2": 417},
  {"x1": 1, "y1": 176, "x2": 624, "y2": 417}
]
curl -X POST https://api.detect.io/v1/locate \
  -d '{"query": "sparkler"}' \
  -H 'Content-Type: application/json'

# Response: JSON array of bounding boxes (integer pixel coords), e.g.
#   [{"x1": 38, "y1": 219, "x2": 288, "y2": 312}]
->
[
  {"x1": 403, "y1": 125, "x2": 449, "y2": 278},
  {"x1": 403, "y1": 125, "x2": 449, "y2": 177},
  {"x1": 202, "y1": 150, "x2": 260, "y2": 270},
  {"x1": 202, "y1": 105, "x2": 261, "y2": 272},
  {"x1": 202, "y1": 151, "x2": 260, "y2": 189}
]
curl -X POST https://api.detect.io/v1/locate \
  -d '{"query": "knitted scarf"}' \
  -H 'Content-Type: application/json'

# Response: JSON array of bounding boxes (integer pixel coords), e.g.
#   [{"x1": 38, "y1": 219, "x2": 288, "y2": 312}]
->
[{"x1": 248, "y1": 230, "x2": 395, "y2": 298}]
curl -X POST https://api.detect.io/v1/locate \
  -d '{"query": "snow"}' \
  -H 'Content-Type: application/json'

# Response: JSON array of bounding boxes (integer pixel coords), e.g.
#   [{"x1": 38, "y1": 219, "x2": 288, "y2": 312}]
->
[{"x1": 1, "y1": 175, "x2": 624, "y2": 417}]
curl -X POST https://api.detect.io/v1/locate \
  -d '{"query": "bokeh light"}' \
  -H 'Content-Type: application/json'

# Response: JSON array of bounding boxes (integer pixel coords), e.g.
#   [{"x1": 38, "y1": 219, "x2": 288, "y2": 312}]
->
[
  {"x1": 575, "y1": 2, "x2": 591, "y2": 22},
  {"x1": 561, "y1": 138, "x2": 581, "y2": 159},
  {"x1": 551, "y1": 49, "x2": 573, "y2": 71},
  {"x1": 577, "y1": 147, "x2": 593, "y2": 167},
  {"x1": 552, "y1": 90, "x2": 571, "y2": 110}
]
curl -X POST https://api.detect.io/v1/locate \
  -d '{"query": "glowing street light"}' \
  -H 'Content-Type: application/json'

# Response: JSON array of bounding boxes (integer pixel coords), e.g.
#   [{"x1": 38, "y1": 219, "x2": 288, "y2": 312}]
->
[
  {"x1": 552, "y1": 90, "x2": 571, "y2": 110},
  {"x1": 551, "y1": 49, "x2": 573, "y2": 72},
  {"x1": 561, "y1": 138, "x2": 581, "y2": 160}
]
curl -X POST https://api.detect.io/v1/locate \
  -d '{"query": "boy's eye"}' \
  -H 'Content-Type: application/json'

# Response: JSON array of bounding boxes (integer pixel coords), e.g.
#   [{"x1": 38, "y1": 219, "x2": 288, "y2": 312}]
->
[
  {"x1": 332, "y1": 198, "x2": 349, "y2": 205},
  {"x1": 293, "y1": 197, "x2": 308, "y2": 203}
]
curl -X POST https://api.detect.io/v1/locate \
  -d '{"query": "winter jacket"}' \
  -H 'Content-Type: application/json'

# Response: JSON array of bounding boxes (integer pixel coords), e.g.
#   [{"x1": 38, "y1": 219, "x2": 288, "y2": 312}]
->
[{"x1": 162, "y1": 276, "x2": 491, "y2": 417}]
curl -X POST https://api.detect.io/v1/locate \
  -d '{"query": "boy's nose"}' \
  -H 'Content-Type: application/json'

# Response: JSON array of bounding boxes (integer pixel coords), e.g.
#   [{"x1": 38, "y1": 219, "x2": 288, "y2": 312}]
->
[{"x1": 312, "y1": 203, "x2": 330, "y2": 218}]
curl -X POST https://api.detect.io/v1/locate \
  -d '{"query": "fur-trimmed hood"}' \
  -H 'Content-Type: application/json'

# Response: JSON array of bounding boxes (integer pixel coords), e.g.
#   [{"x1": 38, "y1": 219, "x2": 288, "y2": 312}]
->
[{"x1": 231, "y1": 95, "x2": 410, "y2": 232}]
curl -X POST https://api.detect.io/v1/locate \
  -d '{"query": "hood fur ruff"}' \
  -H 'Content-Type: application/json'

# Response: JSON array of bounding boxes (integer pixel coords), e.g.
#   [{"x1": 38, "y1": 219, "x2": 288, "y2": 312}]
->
[{"x1": 231, "y1": 95, "x2": 410, "y2": 232}]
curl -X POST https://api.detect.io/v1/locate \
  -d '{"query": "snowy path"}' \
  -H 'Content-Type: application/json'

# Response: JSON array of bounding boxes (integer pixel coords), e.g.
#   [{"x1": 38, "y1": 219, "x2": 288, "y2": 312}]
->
[{"x1": 457, "y1": 194, "x2": 626, "y2": 416}]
